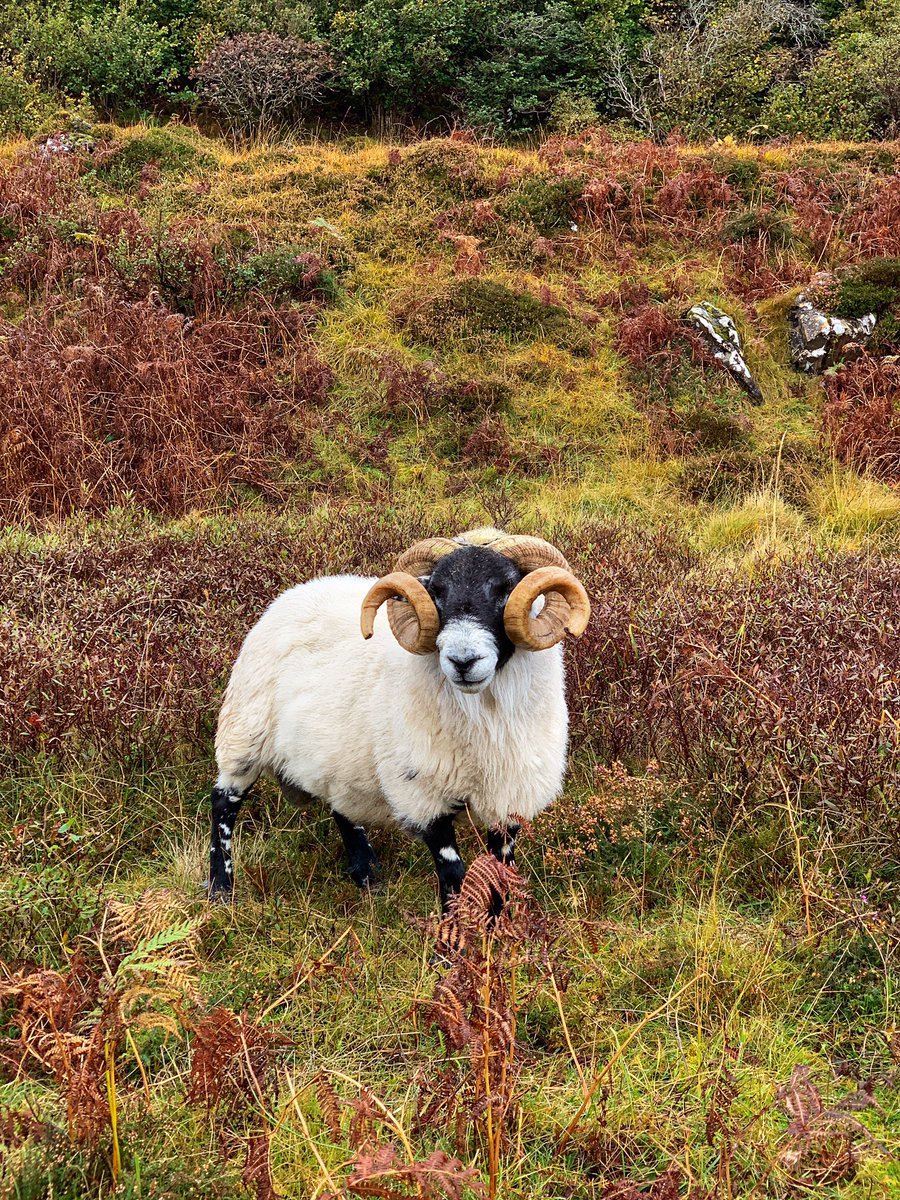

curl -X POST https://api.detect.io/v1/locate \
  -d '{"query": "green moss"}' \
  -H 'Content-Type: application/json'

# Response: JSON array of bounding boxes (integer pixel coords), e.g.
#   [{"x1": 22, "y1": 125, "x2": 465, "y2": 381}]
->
[
  {"x1": 501, "y1": 173, "x2": 586, "y2": 234},
  {"x1": 722, "y1": 206, "x2": 794, "y2": 248},
  {"x1": 394, "y1": 278, "x2": 593, "y2": 356},
  {"x1": 831, "y1": 259, "x2": 900, "y2": 319},
  {"x1": 93, "y1": 126, "x2": 217, "y2": 192}
]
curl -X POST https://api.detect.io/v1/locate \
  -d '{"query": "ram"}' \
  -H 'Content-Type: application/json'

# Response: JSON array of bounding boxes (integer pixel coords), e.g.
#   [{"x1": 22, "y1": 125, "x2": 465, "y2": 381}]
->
[{"x1": 207, "y1": 529, "x2": 590, "y2": 909}]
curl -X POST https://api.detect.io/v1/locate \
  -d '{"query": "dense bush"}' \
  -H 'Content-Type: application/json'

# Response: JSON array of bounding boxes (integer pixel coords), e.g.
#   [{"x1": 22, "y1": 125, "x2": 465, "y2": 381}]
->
[
  {"x1": 193, "y1": 33, "x2": 331, "y2": 131},
  {"x1": 394, "y1": 278, "x2": 593, "y2": 355},
  {"x1": 0, "y1": 1, "x2": 182, "y2": 111},
  {"x1": 0, "y1": 0, "x2": 897, "y2": 137},
  {"x1": 0, "y1": 67, "x2": 57, "y2": 139}
]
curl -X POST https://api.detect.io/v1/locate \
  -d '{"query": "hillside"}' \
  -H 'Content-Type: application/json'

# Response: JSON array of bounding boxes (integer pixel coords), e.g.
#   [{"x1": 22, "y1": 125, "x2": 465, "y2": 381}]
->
[{"x1": 2, "y1": 122, "x2": 900, "y2": 1199}]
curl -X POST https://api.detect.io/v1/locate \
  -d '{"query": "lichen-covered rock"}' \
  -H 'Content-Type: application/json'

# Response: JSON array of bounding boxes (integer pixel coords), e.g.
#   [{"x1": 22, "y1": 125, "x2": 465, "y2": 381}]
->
[
  {"x1": 788, "y1": 295, "x2": 876, "y2": 373},
  {"x1": 37, "y1": 130, "x2": 96, "y2": 158},
  {"x1": 686, "y1": 301, "x2": 763, "y2": 404}
]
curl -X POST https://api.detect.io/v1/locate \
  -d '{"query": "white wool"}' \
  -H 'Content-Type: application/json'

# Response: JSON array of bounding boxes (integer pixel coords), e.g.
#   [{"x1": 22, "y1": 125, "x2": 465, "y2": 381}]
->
[{"x1": 215, "y1": 574, "x2": 568, "y2": 831}]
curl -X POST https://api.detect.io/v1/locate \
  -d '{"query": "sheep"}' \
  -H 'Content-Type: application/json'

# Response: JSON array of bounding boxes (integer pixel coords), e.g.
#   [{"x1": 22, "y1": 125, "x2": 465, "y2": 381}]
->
[{"x1": 207, "y1": 528, "x2": 591, "y2": 910}]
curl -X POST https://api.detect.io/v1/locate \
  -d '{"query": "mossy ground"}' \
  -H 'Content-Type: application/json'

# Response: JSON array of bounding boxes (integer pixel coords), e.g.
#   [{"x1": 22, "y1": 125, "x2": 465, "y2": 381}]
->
[{"x1": 2, "y1": 123, "x2": 900, "y2": 1198}]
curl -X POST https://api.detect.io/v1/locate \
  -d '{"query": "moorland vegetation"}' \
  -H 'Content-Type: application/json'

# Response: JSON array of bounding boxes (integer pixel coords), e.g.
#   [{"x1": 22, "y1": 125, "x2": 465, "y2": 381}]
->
[{"x1": 2, "y1": 34, "x2": 900, "y2": 1200}]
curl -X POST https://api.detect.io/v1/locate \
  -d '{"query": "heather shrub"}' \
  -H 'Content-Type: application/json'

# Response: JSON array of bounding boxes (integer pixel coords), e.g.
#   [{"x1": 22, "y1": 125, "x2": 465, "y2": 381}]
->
[
  {"x1": 194, "y1": 33, "x2": 332, "y2": 131},
  {"x1": 0, "y1": 510, "x2": 427, "y2": 763},
  {"x1": 229, "y1": 244, "x2": 344, "y2": 302},
  {"x1": 386, "y1": 141, "x2": 490, "y2": 202},
  {"x1": 93, "y1": 127, "x2": 217, "y2": 192},
  {"x1": 566, "y1": 533, "x2": 900, "y2": 836},
  {"x1": 501, "y1": 173, "x2": 586, "y2": 234},
  {"x1": 0, "y1": 293, "x2": 331, "y2": 518},
  {"x1": 722, "y1": 206, "x2": 794, "y2": 250}
]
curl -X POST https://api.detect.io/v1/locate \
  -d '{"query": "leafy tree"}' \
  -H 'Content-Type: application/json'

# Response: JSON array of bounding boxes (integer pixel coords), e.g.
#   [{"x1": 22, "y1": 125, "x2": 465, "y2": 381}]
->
[{"x1": 458, "y1": 1, "x2": 601, "y2": 132}]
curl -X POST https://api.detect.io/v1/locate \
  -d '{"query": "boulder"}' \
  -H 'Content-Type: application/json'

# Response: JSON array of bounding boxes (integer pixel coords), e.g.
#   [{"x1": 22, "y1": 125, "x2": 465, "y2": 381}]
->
[
  {"x1": 788, "y1": 293, "x2": 876, "y2": 374},
  {"x1": 686, "y1": 301, "x2": 763, "y2": 404},
  {"x1": 37, "y1": 130, "x2": 96, "y2": 158}
]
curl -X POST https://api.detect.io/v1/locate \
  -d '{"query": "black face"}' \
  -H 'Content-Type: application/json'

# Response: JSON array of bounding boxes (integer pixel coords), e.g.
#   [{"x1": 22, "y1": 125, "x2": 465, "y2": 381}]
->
[{"x1": 423, "y1": 547, "x2": 524, "y2": 692}]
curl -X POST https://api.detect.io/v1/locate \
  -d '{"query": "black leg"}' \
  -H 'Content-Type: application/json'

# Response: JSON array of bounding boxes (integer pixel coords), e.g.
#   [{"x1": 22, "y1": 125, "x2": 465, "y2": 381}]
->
[
  {"x1": 419, "y1": 813, "x2": 466, "y2": 913},
  {"x1": 332, "y1": 810, "x2": 380, "y2": 889},
  {"x1": 486, "y1": 823, "x2": 520, "y2": 917},
  {"x1": 209, "y1": 785, "x2": 247, "y2": 900},
  {"x1": 487, "y1": 822, "x2": 520, "y2": 865}
]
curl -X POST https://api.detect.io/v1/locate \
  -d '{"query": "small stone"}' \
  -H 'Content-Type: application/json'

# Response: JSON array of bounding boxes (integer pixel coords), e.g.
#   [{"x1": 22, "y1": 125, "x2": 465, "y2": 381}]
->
[{"x1": 686, "y1": 301, "x2": 763, "y2": 404}]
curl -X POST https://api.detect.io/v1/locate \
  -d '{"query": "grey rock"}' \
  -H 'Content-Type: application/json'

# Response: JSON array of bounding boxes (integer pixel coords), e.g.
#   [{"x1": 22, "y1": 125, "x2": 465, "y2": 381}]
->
[
  {"x1": 686, "y1": 301, "x2": 763, "y2": 404},
  {"x1": 788, "y1": 295, "x2": 876, "y2": 373},
  {"x1": 37, "y1": 131, "x2": 96, "y2": 158}
]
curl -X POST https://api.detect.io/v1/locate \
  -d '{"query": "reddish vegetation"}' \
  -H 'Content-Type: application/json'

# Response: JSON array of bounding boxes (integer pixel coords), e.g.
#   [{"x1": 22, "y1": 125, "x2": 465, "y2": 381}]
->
[
  {"x1": 0, "y1": 293, "x2": 330, "y2": 517},
  {"x1": 569, "y1": 530, "x2": 900, "y2": 818},
  {"x1": 1, "y1": 521, "x2": 897, "y2": 835},
  {"x1": 821, "y1": 354, "x2": 900, "y2": 481}
]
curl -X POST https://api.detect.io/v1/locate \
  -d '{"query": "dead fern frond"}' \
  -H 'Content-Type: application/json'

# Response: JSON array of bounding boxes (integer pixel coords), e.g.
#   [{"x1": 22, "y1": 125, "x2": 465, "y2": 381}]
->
[
  {"x1": 315, "y1": 1070, "x2": 344, "y2": 1141},
  {"x1": 340, "y1": 1141, "x2": 486, "y2": 1200}
]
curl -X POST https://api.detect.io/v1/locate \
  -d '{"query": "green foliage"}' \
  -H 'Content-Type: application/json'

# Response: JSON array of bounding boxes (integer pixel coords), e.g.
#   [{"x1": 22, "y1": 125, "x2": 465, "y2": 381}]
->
[
  {"x1": 387, "y1": 140, "x2": 490, "y2": 202},
  {"x1": 457, "y1": 1, "x2": 600, "y2": 132},
  {"x1": 230, "y1": 243, "x2": 342, "y2": 300},
  {"x1": 329, "y1": 0, "x2": 488, "y2": 111},
  {"x1": 831, "y1": 259, "x2": 900, "y2": 320},
  {"x1": 0, "y1": 1, "x2": 181, "y2": 111},
  {"x1": 761, "y1": 0, "x2": 900, "y2": 139},
  {"x1": 549, "y1": 88, "x2": 600, "y2": 133},
  {"x1": 0, "y1": 66, "x2": 57, "y2": 139},
  {"x1": 722, "y1": 205, "x2": 793, "y2": 248},
  {"x1": 502, "y1": 172, "x2": 585, "y2": 233},
  {"x1": 94, "y1": 126, "x2": 216, "y2": 190}
]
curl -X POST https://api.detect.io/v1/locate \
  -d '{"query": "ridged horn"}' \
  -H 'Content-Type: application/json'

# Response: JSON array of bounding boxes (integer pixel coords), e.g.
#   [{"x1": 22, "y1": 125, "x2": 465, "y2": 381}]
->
[
  {"x1": 502, "y1": 565, "x2": 591, "y2": 652},
  {"x1": 484, "y1": 534, "x2": 572, "y2": 573},
  {"x1": 360, "y1": 572, "x2": 439, "y2": 655},
  {"x1": 394, "y1": 537, "x2": 459, "y2": 578}
]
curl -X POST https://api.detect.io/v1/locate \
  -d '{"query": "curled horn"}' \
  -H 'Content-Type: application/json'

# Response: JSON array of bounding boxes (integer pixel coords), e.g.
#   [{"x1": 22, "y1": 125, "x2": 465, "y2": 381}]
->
[
  {"x1": 360, "y1": 573, "x2": 440, "y2": 654},
  {"x1": 360, "y1": 538, "x2": 457, "y2": 655},
  {"x1": 490, "y1": 535, "x2": 591, "y2": 651}
]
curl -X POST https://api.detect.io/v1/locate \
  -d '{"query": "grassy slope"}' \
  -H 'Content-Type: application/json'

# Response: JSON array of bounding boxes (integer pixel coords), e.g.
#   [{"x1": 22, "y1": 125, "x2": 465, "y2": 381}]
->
[{"x1": 2, "y1": 124, "x2": 900, "y2": 1199}]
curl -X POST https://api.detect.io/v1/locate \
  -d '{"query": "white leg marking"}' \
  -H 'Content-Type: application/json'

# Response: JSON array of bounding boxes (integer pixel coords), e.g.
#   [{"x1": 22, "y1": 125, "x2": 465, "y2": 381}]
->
[{"x1": 439, "y1": 846, "x2": 461, "y2": 862}]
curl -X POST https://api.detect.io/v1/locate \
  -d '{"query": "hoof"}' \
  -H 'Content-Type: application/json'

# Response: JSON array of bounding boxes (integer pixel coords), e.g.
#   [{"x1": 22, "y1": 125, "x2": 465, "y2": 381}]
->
[
  {"x1": 207, "y1": 879, "x2": 234, "y2": 904},
  {"x1": 351, "y1": 868, "x2": 382, "y2": 892}
]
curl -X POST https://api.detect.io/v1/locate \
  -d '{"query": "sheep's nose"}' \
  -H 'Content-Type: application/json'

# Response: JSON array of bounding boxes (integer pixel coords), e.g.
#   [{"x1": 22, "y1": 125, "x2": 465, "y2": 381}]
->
[{"x1": 448, "y1": 653, "x2": 480, "y2": 676}]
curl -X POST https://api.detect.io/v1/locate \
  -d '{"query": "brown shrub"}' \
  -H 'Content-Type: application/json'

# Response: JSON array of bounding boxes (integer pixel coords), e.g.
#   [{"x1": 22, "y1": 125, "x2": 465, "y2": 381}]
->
[
  {"x1": 0, "y1": 291, "x2": 330, "y2": 518},
  {"x1": 194, "y1": 34, "x2": 332, "y2": 131},
  {"x1": 821, "y1": 355, "x2": 900, "y2": 480},
  {"x1": 0, "y1": 510, "x2": 429, "y2": 763}
]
